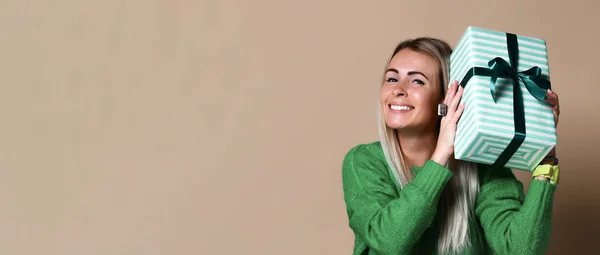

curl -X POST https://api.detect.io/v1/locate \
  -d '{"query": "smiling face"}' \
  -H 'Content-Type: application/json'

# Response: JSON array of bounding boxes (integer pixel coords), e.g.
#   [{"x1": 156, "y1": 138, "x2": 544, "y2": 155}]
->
[{"x1": 380, "y1": 48, "x2": 444, "y2": 133}]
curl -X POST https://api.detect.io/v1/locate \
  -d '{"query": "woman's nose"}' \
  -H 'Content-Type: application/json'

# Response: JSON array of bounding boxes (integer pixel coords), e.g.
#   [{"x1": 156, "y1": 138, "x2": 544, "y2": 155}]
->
[{"x1": 393, "y1": 87, "x2": 406, "y2": 97}]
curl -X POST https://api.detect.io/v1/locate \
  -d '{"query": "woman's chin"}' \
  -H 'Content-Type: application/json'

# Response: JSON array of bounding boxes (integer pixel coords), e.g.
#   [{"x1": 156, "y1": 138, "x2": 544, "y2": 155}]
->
[{"x1": 385, "y1": 122, "x2": 408, "y2": 130}]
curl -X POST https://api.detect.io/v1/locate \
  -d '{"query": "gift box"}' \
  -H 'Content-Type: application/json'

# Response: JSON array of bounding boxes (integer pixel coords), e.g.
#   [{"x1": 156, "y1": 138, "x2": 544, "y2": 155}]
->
[{"x1": 450, "y1": 26, "x2": 557, "y2": 171}]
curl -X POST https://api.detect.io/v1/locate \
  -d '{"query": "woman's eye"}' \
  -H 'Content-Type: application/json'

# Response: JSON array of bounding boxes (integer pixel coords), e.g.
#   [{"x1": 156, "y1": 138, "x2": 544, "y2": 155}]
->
[
  {"x1": 413, "y1": 79, "x2": 425, "y2": 85},
  {"x1": 386, "y1": 77, "x2": 398, "y2": 83}
]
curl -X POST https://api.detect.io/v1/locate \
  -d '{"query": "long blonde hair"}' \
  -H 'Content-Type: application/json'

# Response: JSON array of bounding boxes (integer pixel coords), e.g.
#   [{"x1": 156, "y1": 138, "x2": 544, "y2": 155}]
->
[{"x1": 377, "y1": 38, "x2": 481, "y2": 254}]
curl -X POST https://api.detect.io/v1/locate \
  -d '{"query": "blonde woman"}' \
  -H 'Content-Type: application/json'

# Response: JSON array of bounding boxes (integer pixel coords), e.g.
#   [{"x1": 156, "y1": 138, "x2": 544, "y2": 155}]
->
[{"x1": 342, "y1": 38, "x2": 561, "y2": 255}]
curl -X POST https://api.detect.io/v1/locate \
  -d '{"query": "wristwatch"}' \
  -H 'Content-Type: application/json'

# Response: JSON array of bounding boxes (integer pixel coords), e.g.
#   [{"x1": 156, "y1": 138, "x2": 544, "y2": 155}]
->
[{"x1": 532, "y1": 164, "x2": 560, "y2": 185}]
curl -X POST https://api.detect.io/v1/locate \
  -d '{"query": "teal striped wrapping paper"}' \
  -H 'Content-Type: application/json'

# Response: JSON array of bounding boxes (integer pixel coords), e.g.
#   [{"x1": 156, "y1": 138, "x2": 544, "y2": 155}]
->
[{"x1": 450, "y1": 26, "x2": 557, "y2": 171}]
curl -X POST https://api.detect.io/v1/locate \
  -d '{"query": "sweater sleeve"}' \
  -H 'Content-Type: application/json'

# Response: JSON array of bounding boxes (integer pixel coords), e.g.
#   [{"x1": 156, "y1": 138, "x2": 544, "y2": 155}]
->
[
  {"x1": 342, "y1": 144, "x2": 453, "y2": 254},
  {"x1": 475, "y1": 165, "x2": 557, "y2": 255}
]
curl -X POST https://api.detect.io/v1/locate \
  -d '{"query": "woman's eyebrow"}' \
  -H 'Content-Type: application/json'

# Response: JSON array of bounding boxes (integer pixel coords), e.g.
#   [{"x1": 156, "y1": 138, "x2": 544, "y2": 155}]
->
[
  {"x1": 385, "y1": 68, "x2": 399, "y2": 74},
  {"x1": 407, "y1": 71, "x2": 429, "y2": 80}
]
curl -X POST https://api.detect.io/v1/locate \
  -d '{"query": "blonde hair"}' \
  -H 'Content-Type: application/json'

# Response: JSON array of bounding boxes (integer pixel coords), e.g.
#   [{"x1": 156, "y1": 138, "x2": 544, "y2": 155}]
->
[{"x1": 377, "y1": 38, "x2": 481, "y2": 254}]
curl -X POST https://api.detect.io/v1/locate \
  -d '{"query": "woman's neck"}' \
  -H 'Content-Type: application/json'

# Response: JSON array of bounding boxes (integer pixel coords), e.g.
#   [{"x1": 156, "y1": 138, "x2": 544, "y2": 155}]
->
[{"x1": 396, "y1": 130, "x2": 438, "y2": 167}]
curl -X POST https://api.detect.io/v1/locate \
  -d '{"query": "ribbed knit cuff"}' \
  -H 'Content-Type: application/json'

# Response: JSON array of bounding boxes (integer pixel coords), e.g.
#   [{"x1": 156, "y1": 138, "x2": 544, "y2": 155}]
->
[
  {"x1": 411, "y1": 160, "x2": 454, "y2": 200},
  {"x1": 528, "y1": 179, "x2": 557, "y2": 208}
]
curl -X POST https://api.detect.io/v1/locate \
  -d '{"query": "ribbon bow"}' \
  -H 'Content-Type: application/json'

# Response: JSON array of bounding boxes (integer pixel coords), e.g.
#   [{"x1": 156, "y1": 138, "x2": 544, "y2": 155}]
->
[{"x1": 488, "y1": 57, "x2": 551, "y2": 103}]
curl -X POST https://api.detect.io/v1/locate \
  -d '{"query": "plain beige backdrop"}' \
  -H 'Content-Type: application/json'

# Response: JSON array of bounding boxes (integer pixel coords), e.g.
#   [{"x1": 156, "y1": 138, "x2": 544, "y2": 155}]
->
[{"x1": 1, "y1": 0, "x2": 599, "y2": 254}]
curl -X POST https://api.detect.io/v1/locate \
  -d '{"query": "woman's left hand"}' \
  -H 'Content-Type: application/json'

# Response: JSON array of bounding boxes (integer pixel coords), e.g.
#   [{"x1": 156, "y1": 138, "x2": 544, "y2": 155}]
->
[
  {"x1": 546, "y1": 89, "x2": 560, "y2": 126},
  {"x1": 541, "y1": 89, "x2": 560, "y2": 161}
]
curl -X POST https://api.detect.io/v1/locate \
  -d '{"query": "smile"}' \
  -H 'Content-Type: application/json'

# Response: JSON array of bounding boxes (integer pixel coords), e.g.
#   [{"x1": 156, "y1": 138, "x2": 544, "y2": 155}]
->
[{"x1": 389, "y1": 104, "x2": 414, "y2": 111}]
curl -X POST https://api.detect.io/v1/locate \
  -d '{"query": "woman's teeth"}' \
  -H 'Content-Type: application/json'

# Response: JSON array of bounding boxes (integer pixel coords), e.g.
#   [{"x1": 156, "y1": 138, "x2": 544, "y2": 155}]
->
[{"x1": 390, "y1": 105, "x2": 413, "y2": 111}]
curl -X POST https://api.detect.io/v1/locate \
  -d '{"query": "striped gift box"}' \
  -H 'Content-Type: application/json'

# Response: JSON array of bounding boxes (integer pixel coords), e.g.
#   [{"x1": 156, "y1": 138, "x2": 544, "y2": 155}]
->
[{"x1": 450, "y1": 26, "x2": 557, "y2": 171}]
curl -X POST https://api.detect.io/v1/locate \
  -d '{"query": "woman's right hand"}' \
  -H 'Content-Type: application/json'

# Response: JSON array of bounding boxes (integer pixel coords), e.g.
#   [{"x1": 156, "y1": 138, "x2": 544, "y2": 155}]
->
[{"x1": 431, "y1": 80, "x2": 465, "y2": 167}]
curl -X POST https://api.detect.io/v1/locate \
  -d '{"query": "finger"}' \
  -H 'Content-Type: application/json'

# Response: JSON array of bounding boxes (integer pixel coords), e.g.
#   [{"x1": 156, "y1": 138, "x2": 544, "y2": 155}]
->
[
  {"x1": 547, "y1": 100, "x2": 559, "y2": 118},
  {"x1": 553, "y1": 91, "x2": 559, "y2": 114},
  {"x1": 444, "y1": 80, "x2": 458, "y2": 104},
  {"x1": 546, "y1": 99, "x2": 558, "y2": 108},
  {"x1": 545, "y1": 89, "x2": 559, "y2": 106},
  {"x1": 449, "y1": 84, "x2": 464, "y2": 112},
  {"x1": 553, "y1": 107, "x2": 559, "y2": 127},
  {"x1": 445, "y1": 84, "x2": 463, "y2": 120},
  {"x1": 452, "y1": 103, "x2": 466, "y2": 123},
  {"x1": 546, "y1": 89, "x2": 560, "y2": 117},
  {"x1": 548, "y1": 89, "x2": 559, "y2": 100}
]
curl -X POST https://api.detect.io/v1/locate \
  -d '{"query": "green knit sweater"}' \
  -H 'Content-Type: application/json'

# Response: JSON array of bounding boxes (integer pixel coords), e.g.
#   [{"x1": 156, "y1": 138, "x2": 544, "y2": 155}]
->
[{"x1": 342, "y1": 141, "x2": 556, "y2": 255}]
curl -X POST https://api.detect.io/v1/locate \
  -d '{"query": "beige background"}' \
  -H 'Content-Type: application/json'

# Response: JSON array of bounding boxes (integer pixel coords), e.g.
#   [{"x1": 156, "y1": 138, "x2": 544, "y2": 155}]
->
[{"x1": 1, "y1": 0, "x2": 599, "y2": 254}]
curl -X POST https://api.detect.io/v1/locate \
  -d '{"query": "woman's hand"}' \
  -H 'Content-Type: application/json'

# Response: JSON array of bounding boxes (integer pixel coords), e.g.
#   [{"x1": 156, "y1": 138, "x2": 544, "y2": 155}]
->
[
  {"x1": 431, "y1": 80, "x2": 465, "y2": 167},
  {"x1": 542, "y1": 89, "x2": 560, "y2": 159},
  {"x1": 535, "y1": 89, "x2": 560, "y2": 182}
]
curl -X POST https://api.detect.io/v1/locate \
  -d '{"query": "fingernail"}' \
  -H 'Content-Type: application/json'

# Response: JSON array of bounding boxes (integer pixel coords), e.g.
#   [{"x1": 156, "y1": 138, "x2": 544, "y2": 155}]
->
[
  {"x1": 448, "y1": 80, "x2": 457, "y2": 87},
  {"x1": 548, "y1": 89, "x2": 553, "y2": 94}
]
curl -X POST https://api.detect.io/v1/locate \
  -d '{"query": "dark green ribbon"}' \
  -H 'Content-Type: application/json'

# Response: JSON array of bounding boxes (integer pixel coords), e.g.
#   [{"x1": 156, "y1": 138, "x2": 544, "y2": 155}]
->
[{"x1": 458, "y1": 33, "x2": 551, "y2": 168}]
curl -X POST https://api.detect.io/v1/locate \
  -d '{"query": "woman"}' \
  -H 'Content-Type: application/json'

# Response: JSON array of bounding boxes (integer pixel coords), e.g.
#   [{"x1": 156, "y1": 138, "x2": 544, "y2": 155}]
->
[{"x1": 341, "y1": 38, "x2": 560, "y2": 255}]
